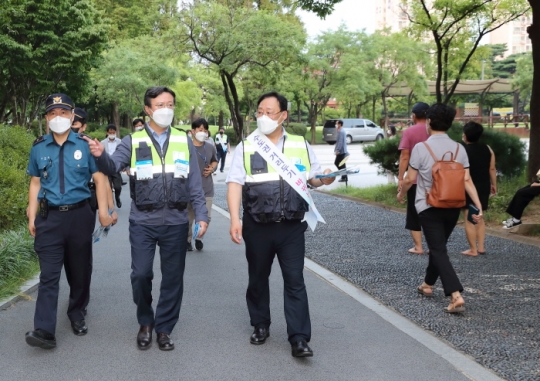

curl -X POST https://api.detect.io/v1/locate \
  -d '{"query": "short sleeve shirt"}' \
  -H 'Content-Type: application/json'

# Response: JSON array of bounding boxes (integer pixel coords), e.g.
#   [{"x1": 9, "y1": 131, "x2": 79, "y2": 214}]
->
[
  {"x1": 193, "y1": 141, "x2": 217, "y2": 197},
  {"x1": 27, "y1": 131, "x2": 98, "y2": 205},
  {"x1": 409, "y1": 134, "x2": 469, "y2": 214},
  {"x1": 398, "y1": 123, "x2": 429, "y2": 185}
]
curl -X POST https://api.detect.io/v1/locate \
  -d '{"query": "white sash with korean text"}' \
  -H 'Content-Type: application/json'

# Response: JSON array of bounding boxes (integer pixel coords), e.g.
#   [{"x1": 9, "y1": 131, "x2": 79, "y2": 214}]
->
[{"x1": 246, "y1": 130, "x2": 325, "y2": 231}]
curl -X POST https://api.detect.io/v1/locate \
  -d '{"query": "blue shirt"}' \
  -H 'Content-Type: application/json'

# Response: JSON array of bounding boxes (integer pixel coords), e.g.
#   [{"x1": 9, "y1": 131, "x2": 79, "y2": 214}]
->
[
  {"x1": 335, "y1": 128, "x2": 348, "y2": 155},
  {"x1": 94, "y1": 125, "x2": 208, "y2": 226},
  {"x1": 27, "y1": 131, "x2": 98, "y2": 205}
]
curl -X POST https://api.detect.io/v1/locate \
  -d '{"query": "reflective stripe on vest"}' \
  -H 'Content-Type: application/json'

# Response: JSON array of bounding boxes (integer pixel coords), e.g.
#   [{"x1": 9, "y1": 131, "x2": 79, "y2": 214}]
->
[
  {"x1": 130, "y1": 129, "x2": 190, "y2": 176},
  {"x1": 243, "y1": 135, "x2": 310, "y2": 182}
]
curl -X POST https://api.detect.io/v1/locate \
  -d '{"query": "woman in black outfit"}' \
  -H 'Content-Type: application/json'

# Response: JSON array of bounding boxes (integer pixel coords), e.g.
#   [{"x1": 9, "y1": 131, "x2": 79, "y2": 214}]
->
[{"x1": 461, "y1": 122, "x2": 496, "y2": 256}]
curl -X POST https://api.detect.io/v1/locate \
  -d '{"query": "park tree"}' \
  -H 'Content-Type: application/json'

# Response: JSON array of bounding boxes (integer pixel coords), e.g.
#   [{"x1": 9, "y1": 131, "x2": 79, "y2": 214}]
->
[
  {"x1": 90, "y1": 37, "x2": 179, "y2": 131},
  {"x1": 527, "y1": 0, "x2": 539, "y2": 181},
  {"x1": 402, "y1": 0, "x2": 530, "y2": 104},
  {"x1": 0, "y1": 0, "x2": 108, "y2": 127},
  {"x1": 178, "y1": 1, "x2": 305, "y2": 140},
  {"x1": 294, "y1": 0, "x2": 343, "y2": 18}
]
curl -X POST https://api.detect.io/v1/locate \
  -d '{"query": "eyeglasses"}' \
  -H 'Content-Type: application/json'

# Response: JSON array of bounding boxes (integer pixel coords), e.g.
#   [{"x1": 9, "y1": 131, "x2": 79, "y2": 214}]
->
[
  {"x1": 255, "y1": 110, "x2": 282, "y2": 118},
  {"x1": 152, "y1": 103, "x2": 175, "y2": 110}
]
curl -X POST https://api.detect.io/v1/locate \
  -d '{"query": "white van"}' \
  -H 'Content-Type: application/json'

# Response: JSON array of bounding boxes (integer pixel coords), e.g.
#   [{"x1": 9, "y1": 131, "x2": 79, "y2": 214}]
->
[{"x1": 322, "y1": 119, "x2": 385, "y2": 144}]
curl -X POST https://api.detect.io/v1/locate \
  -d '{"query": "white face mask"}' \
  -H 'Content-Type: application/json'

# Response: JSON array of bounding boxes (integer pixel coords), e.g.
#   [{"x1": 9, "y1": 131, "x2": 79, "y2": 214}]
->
[
  {"x1": 257, "y1": 113, "x2": 282, "y2": 135},
  {"x1": 150, "y1": 108, "x2": 174, "y2": 128},
  {"x1": 49, "y1": 116, "x2": 72, "y2": 134},
  {"x1": 108, "y1": 134, "x2": 116, "y2": 140},
  {"x1": 195, "y1": 131, "x2": 207, "y2": 142},
  {"x1": 135, "y1": 126, "x2": 144, "y2": 131}
]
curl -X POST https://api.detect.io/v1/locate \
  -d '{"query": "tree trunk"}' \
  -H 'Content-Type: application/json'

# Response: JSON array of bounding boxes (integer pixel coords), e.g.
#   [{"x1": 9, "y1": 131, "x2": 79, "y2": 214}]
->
[
  {"x1": 224, "y1": 72, "x2": 244, "y2": 142},
  {"x1": 220, "y1": 72, "x2": 240, "y2": 140},
  {"x1": 218, "y1": 110, "x2": 224, "y2": 129},
  {"x1": 527, "y1": 2, "x2": 540, "y2": 181},
  {"x1": 112, "y1": 101, "x2": 120, "y2": 134},
  {"x1": 372, "y1": 97, "x2": 376, "y2": 122},
  {"x1": 381, "y1": 92, "x2": 388, "y2": 134},
  {"x1": 297, "y1": 100, "x2": 301, "y2": 123},
  {"x1": 310, "y1": 104, "x2": 317, "y2": 145}
]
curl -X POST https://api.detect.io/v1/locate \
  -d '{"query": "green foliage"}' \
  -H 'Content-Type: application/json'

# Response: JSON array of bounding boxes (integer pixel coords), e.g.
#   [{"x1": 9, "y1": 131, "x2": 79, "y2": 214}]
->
[
  {"x1": 0, "y1": 125, "x2": 35, "y2": 231},
  {"x1": 362, "y1": 136, "x2": 401, "y2": 176},
  {"x1": 0, "y1": 227, "x2": 39, "y2": 300},
  {"x1": 294, "y1": 0, "x2": 343, "y2": 18},
  {"x1": 0, "y1": 0, "x2": 109, "y2": 126},
  {"x1": 223, "y1": 128, "x2": 239, "y2": 145},
  {"x1": 286, "y1": 123, "x2": 307, "y2": 137},
  {"x1": 333, "y1": 183, "x2": 404, "y2": 209},
  {"x1": 447, "y1": 123, "x2": 526, "y2": 178}
]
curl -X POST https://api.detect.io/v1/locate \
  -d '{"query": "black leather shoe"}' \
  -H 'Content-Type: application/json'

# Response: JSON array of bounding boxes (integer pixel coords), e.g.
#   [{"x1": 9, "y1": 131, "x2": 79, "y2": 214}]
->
[
  {"x1": 71, "y1": 320, "x2": 88, "y2": 336},
  {"x1": 116, "y1": 199, "x2": 122, "y2": 208},
  {"x1": 186, "y1": 241, "x2": 193, "y2": 252},
  {"x1": 137, "y1": 325, "x2": 153, "y2": 350},
  {"x1": 157, "y1": 333, "x2": 174, "y2": 351},
  {"x1": 122, "y1": 181, "x2": 127, "y2": 185},
  {"x1": 25, "y1": 329, "x2": 56, "y2": 349},
  {"x1": 291, "y1": 340, "x2": 313, "y2": 357},
  {"x1": 195, "y1": 239, "x2": 203, "y2": 251},
  {"x1": 250, "y1": 327, "x2": 269, "y2": 345}
]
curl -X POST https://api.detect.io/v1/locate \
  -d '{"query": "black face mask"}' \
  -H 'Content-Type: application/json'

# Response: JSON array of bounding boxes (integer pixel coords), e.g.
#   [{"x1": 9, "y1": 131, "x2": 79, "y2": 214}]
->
[
  {"x1": 220, "y1": 132, "x2": 223, "y2": 135},
  {"x1": 71, "y1": 127, "x2": 80, "y2": 133}
]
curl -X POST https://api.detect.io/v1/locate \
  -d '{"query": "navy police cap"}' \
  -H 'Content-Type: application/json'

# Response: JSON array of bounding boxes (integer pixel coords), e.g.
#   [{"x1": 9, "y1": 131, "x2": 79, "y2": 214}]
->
[
  {"x1": 74, "y1": 107, "x2": 88, "y2": 123},
  {"x1": 45, "y1": 93, "x2": 74, "y2": 112}
]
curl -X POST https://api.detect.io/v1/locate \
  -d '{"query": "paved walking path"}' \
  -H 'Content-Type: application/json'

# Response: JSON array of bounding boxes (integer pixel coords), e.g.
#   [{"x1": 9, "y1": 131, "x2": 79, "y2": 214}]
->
[{"x1": 0, "y1": 184, "x2": 504, "y2": 381}]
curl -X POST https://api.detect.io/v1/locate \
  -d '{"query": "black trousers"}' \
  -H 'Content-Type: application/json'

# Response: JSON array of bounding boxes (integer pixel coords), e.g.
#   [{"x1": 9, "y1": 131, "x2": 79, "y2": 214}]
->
[
  {"x1": 419, "y1": 207, "x2": 463, "y2": 296},
  {"x1": 33, "y1": 203, "x2": 94, "y2": 334},
  {"x1": 506, "y1": 184, "x2": 540, "y2": 219},
  {"x1": 405, "y1": 184, "x2": 421, "y2": 231},
  {"x1": 242, "y1": 214, "x2": 311, "y2": 344},
  {"x1": 216, "y1": 149, "x2": 227, "y2": 171},
  {"x1": 129, "y1": 221, "x2": 188, "y2": 334},
  {"x1": 109, "y1": 173, "x2": 122, "y2": 203},
  {"x1": 334, "y1": 153, "x2": 348, "y2": 181}
]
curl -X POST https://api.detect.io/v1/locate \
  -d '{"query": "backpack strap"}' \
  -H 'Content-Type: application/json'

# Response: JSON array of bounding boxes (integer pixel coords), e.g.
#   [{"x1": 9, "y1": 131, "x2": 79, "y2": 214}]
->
[
  {"x1": 453, "y1": 143, "x2": 460, "y2": 161},
  {"x1": 422, "y1": 142, "x2": 439, "y2": 161}
]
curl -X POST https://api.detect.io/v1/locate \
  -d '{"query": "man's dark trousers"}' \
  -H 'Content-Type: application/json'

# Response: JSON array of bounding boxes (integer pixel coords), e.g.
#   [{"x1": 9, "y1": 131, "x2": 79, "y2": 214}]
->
[
  {"x1": 216, "y1": 149, "x2": 227, "y2": 172},
  {"x1": 109, "y1": 173, "x2": 122, "y2": 204},
  {"x1": 33, "y1": 203, "x2": 94, "y2": 334},
  {"x1": 242, "y1": 214, "x2": 311, "y2": 344},
  {"x1": 506, "y1": 184, "x2": 540, "y2": 219},
  {"x1": 334, "y1": 153, "x2": 348, "y2": 181},
  {"x1": 129, "y1": 221, "x2": 188, "y2": 334}
]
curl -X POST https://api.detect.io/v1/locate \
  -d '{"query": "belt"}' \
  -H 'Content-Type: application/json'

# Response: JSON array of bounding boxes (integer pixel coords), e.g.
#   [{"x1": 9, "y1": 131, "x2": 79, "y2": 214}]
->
[{"x1": 49, "y1": 200, "x2": 88, "y2": 212}]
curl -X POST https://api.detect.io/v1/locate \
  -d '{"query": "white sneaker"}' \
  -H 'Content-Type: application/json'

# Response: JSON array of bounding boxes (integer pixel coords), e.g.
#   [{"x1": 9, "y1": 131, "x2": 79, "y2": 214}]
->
[{"x1": 503, "y1": 219, "x2": 522, "y2": 229}]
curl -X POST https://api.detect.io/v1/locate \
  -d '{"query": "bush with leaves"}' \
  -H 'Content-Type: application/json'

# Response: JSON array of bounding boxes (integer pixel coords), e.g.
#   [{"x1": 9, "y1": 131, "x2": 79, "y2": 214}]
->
[
  {"x1": 363, "y1": 136, "x2": 401, "y2": 177},
  {"x1": 447, "y1": 123, "x2": 526, "y2": 178},
  {"x1": 286, "y1": 123, "x2": 308, "y2": 137},
  {"x1": 0, "y1": 227, "x2": 38, "y2": 299},
  {"x1": 0, "y1": 125, "x2": 35, "y2": 231}
]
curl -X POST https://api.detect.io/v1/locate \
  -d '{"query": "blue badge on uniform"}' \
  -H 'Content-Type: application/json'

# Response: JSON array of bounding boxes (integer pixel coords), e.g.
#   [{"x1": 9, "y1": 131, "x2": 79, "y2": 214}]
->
[{"x1": 174, "y1": 159, "x2": 189, "y2": 178}]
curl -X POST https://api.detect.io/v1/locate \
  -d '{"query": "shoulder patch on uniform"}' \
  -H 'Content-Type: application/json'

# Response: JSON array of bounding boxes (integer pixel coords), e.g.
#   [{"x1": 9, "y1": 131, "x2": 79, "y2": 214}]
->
[{"x1": 33, "y1": 136, "x2": 45, "y2": 146}]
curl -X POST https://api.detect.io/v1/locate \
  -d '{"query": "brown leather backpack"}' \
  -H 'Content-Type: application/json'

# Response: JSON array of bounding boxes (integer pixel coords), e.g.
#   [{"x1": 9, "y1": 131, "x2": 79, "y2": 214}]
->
[{"x1": 423, "y1": 142, "x2": 466, "y2": 208}]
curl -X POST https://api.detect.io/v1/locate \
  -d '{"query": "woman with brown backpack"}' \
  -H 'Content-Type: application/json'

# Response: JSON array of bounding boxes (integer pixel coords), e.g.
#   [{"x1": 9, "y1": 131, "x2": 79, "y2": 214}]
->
[{"x1": 397, "y1": 104, "x2": 483, "y2": 314}]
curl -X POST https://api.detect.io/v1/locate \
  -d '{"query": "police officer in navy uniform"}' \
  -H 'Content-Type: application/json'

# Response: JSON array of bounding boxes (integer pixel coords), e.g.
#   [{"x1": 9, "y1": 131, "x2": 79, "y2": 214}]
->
[
  {"x1": 226, "y1": 92, "x2": 335, "y2": 357},
  {"x1": 70, "y1": 107, "x2": 118, "y2": 315},
  {"x1": 25, "y1": 94, "x2": 114, "y2": 349},
  {"x1": 85, "y1": 86, "x2": 208, "y2": 351}
]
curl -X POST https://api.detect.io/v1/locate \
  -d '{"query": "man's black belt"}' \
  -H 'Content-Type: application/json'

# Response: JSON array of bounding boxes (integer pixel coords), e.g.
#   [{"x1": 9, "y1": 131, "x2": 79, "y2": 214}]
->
[{"x1": 49, "y1": 200, "x2": 88, "y2": 211}]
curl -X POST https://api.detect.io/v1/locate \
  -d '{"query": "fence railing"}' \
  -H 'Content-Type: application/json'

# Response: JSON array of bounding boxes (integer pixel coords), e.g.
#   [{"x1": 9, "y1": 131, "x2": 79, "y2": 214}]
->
[{"x1": 382, "y1": 114, "x2": 530, "y2": 129}]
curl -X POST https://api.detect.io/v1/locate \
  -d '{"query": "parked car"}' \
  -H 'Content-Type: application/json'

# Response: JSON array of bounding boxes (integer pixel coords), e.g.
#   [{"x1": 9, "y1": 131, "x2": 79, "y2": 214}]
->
[{"x1": 322, "y1": 119, "x2": 385, "y2": 144}]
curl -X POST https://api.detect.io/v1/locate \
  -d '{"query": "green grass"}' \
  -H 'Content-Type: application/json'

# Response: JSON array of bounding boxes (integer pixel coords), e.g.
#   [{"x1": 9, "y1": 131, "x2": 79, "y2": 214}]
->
[
  {"x1": 0, "y1": 227, "x2": 39, "y2": 300},
  {"x1": 330, "y1": 172, "x2": 538, "y2": 228}
]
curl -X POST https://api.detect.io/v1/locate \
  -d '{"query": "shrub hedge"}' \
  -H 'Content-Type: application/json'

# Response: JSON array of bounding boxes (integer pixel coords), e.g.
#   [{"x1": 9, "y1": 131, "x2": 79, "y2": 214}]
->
[{"x1": 0, "y1": 125, "x2": 35, "y2": 231}]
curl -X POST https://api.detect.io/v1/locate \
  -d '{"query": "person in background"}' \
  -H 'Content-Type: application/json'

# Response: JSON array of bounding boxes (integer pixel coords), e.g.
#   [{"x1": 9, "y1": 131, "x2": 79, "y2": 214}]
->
[
  {"x1": 397, "y1": 103, "x2": 483, "y2": 314},
  {"x1": 100, "y1": 125, "x2": 123, "y2": 208},
  {"x1": 334, "y1": 120, "x2": 348, "y2": 182},
  {"x1": 461, "y1": 122, "x2": 496, "y2": 256},
  {"x1": 215, "y1": 127, "x2": 230, "y2": 173},
  {"x1": 25, "y1": 94, "x2": 113, "y2": 349},
  {"x1": 187, "y1": 118, "x2": 218, "y2": 251},
  {"x1": 502, "y1": 171, "x2": 540, "y2": 229},
  {"x1": 397, "y1": 102, "x2": 430, "y2": 255},
  {"x1": 387, "y1": 125, "x2": 397, "y2": 137},
  {"x1": 133, "y1": 118, "x2": 145, "y2": 132}
]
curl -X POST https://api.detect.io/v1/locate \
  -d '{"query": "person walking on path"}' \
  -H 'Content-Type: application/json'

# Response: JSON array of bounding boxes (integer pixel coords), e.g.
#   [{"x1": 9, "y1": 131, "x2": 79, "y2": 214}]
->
[
  {"x1": 100, "y1": 124, "x2": 123, "y2": 208},
  {"x1": 25, "y1": 94, "x2": 114, "y2": 349},
  {"x1": 397, "y1": 103, "x2": 483, "y2": 314},
  {"x1": 226, "y1": 91, "x2": 335, "y2": 357},
  {"x1": 397, "y1": 102, "x2": 430, "y2": 254},
  {"x1": 461, "y1": 122, "x2": 496, "y2": 256},
  {"x1": 334, "y1": 120, "x2": 348, "y2": 182},
  {"x1": 215, "y1": 126, "x2": 230, "y2": 173},
  {"x1": 187, "y1": 118, "x2": 218, "y2": 251},
  {"x1": 85, "y1": 86, "x2": 208, "y2": 351}
]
